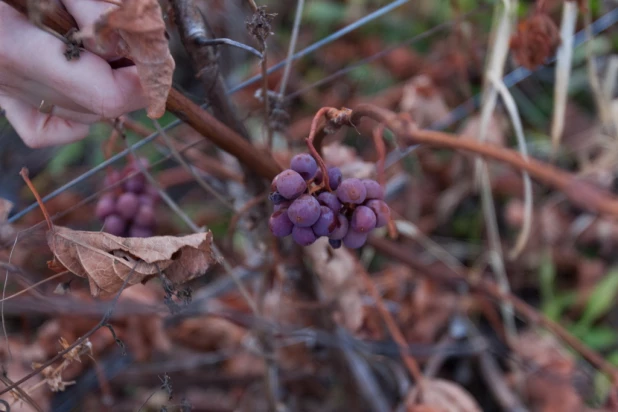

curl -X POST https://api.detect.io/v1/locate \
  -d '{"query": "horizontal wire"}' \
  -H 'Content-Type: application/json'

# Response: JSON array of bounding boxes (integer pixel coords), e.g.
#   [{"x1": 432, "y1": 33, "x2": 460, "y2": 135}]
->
[{"x1": 226, "y1": 0, "x2": 412, "y2": 95}]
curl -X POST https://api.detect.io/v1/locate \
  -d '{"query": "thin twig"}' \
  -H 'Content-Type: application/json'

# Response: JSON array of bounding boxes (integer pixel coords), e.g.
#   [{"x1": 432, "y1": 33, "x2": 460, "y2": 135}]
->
[
  {"x1": 278, "y1": 0, "x2": 305, "y2": 97},
  {"x1": 193, "y1": 37, "x2": 262, "y2": 58}
]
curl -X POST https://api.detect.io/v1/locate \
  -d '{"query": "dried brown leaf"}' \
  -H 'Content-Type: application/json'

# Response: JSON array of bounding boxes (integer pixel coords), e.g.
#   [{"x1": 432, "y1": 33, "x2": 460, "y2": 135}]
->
[
  {"x1": 93, "y1": 0, "x2": 175, "y2": 118},
  {"x1": 304, "y1": 238, "x2": 364, "y2": 331},
  {"x1": 406, "y1": 378, "x2": 482, "y2": 412},
  {"x1": 400, "y1": 75, "x2": 451, "y2": 129},
  {"x1": 47, "y1": 228, "x2": 217, "y2": 297}
]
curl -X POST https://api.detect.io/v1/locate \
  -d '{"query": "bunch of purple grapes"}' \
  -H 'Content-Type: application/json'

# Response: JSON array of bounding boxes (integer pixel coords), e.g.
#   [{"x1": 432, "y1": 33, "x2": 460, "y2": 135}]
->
[
  {"x1": 95, "y1": 158, "x2": 159, "y2": 237},
  {"x1": 269, "y1": 153, "x2": 390, "y2": 249}
]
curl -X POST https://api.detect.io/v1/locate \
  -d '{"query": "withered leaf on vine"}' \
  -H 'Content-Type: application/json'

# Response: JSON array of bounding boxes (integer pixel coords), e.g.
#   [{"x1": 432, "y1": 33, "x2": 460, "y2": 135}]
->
[{"x1": 89, "y1": 0, "x2": 175, "y2": 118}]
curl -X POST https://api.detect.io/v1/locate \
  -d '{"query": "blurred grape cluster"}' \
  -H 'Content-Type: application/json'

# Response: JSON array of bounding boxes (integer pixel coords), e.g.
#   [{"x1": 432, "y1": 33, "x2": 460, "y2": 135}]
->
[{"x1": 96, "y1": 158, "x2": 159, "y2": 237}]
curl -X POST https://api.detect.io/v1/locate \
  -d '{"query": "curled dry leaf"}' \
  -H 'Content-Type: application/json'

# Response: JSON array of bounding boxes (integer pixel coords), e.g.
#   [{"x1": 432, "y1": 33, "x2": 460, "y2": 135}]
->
[
  {"x1": 304, "y1": 237, "x2": 364, "y2": 331},
  {"x1": 47, "y1": 227, "x2": 217, "y2": 297},
  {"x1": 89, "y1": 0, "x2": 175, "y2": 118},
  {"x1": 406, "y1": 378, "x2": 482, "y2": 412},
  {"x1": 510, "y1": 12, "x2": 560, "y2": 70}
]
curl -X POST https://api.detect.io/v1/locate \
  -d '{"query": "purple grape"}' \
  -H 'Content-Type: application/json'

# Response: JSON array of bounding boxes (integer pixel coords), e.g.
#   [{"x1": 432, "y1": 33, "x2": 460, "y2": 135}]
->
[
  {"x1": 290, "y1": 154, "x2": 318, "y2": 180},
  {"x1": 269, "y1": 192, "x2": 287, "y2": 204},
  {"x1": 95, "y1": 194, "x2": 116, "y2": 220},
  {"x1": 269, "y1": 210, "x2": 294, "y2": 237},
  {"x1": 328, "y1": 167, "x2": 342, "y2": 190},
  {"x1": 317, "y1": 192, "x2": 342, "y2": 213},
  {"x1": 116, "y1": 192, "x2": 140, "y2": 220},
  {"x1": 138, "y1": 194, "x2": 156, "y2": 207},
  {"x1": 292, "y1": 226, "x2": 317, "y2": 246},
  {"x1": 273, "y1": 200, "x2": 292, "y2": 212},
  {"x1": 128, "y1": 225, "x2": 152, "y2": 238},
  {"x1": 287, "y1": 195, "x2": 321, "y2": 227},
  {"x1": 329, "y1": 214, "x2": 349, "y2": 240},
  {"x1": 351, "y1": 206, "x2": 377, "y2": 233},
  {"x1": 343, "y1": 230, "x2": 368, "y2": 249},
  {"x1": 124, "y1": 174, "x2": 146, "y2": 193},
  {"x1": 336, "y1": 178, "x2": 366, "y2": 204},
  {"x1": 104, "y1": 214, "x2": 126, "y2": 236},
  {"x1": 312, "y1": 206, "x2": 337, "y2": 236},
  {"x1": 329, "y1": 239, "x2": 342, "y2": 249},
  {"x1": 362, "y1": 179, "x2": 384, "y2": 200},
  {"x1": 274, "y1": 170, "x2": 307, "y2": 200},
  {"x1": 365, "y1": 199, "x2": 391, "y2": 228},
  {"x1": 135, "y1": 204, "x2": 156, "y2": 227}
]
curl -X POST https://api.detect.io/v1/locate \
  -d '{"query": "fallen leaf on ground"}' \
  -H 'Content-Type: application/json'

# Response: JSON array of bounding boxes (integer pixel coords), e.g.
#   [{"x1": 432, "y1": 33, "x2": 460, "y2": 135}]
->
[
  {"x1": 85, "y1": 0, "x2": 175, "y2": 118},
  {"x1": 47, "y1": 228, "x2": 217, "y2": 297},
  {"x1": 406, "y1": 378, "x2": 482, "y2": 412}
]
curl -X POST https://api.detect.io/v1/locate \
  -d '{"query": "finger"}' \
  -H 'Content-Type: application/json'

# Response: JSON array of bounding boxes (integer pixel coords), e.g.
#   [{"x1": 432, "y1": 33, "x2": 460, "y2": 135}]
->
[
  {"x1": 61, "y1": 0, "x2": 122, "y2": 60},
  {"x1": 0, "y1": 95, "x2": 91, "y2": 148},
  {"x1": 0, "y1": 7, "x2": 147, "y2": 119}
]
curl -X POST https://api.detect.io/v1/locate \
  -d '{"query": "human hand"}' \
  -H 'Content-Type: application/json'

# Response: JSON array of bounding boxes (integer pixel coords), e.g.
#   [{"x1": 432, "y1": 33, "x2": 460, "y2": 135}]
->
[{"x1": 0, "y1": 1, "x2": 147, "y2": 148}]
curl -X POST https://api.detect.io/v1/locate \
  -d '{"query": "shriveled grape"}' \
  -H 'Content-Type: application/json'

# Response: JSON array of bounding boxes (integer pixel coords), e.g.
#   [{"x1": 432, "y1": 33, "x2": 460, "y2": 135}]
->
[
  {"x1": 269, "y1": 192, "x2": 287, "y2": 204},
  {"x1": 329, "y1": 214, "x2": 349, "y2": 240},
  {"x1": 287, "y1": 195, "x2": 321, "y2": 227},
  {"x1": 290, "y1": 153, "x2": 318, "y2": 180},
  {"x1": 336, "y1": 178, "x2": 366, "y2": 204},
  {"x1": 329, "y1": 239, "x2": 342, "y2": 249}
]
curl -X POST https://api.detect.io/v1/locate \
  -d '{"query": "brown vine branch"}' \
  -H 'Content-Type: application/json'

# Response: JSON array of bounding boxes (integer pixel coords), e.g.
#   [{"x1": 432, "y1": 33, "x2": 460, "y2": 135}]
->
[{"x1": 350, "y1": 103, "x2": 618, "y2": 218}]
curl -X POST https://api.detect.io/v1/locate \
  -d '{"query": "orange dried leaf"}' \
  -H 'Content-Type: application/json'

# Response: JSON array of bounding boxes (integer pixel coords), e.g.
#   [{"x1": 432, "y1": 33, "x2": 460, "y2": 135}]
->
[
  {"x1": 47, "y1": 227, "x2": 217, "y2": 297},
  {"x1": 94, "y1": 0, "x2": 175, "y2": 118}
]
